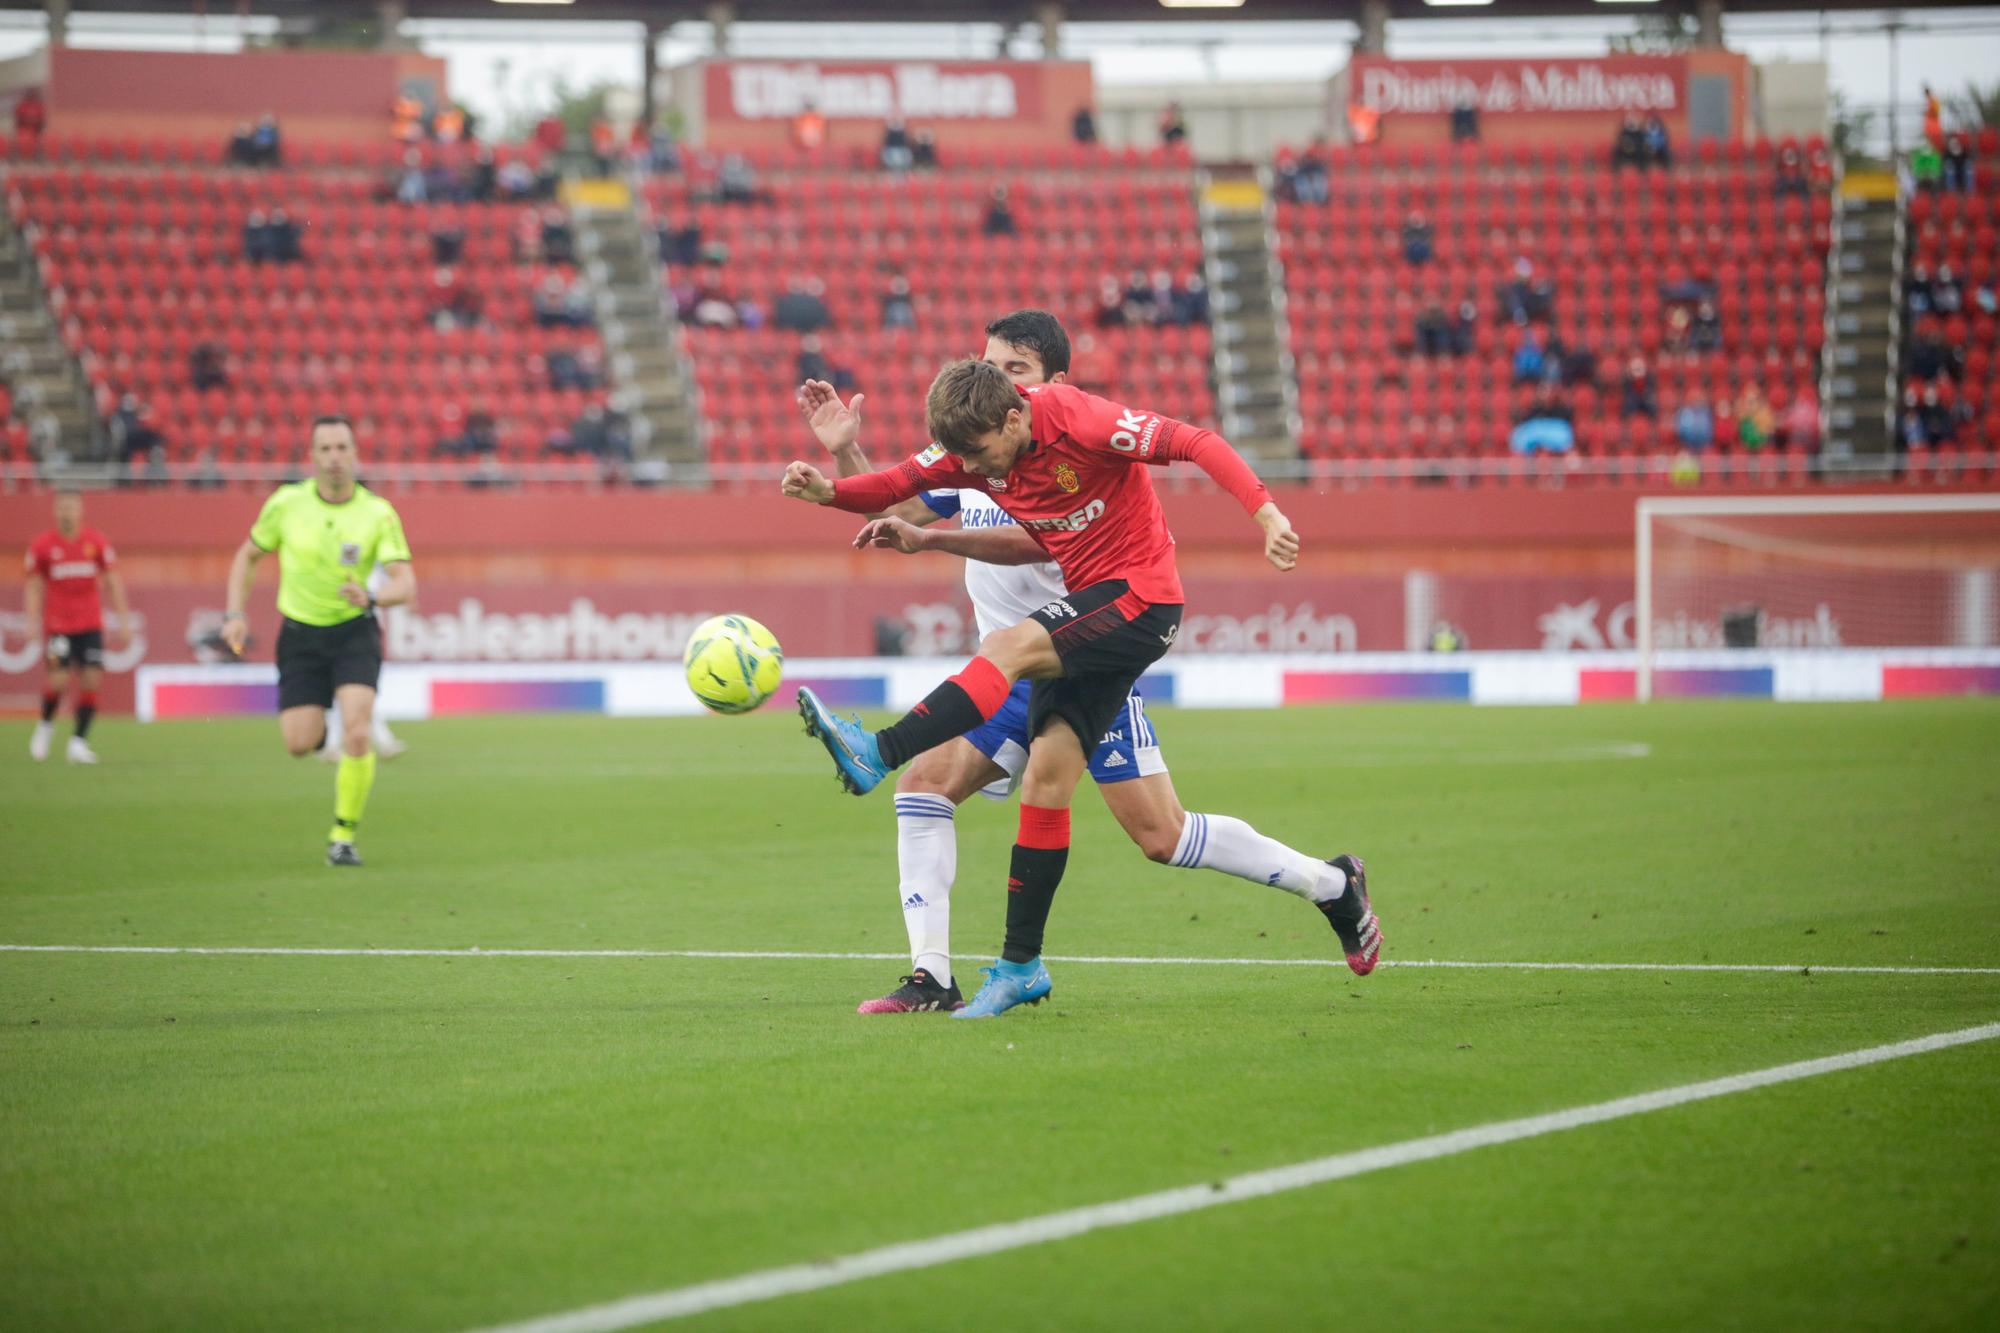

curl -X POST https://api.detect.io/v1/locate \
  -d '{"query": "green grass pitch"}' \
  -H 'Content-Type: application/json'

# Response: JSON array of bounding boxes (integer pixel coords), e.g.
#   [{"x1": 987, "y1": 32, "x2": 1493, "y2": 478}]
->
[{"x1": 3, "y1": 699, "x2": 1998, "y2": 1331}]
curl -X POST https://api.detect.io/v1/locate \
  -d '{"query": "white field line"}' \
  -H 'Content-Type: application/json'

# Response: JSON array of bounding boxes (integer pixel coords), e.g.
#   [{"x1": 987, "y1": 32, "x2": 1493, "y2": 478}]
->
[
  {"x1": 468, "y1": 1020, "x2": 2000, "y2": 1333},
  {"x1": 1, "y1": 944, "x2": 1996, "y2": 976}
]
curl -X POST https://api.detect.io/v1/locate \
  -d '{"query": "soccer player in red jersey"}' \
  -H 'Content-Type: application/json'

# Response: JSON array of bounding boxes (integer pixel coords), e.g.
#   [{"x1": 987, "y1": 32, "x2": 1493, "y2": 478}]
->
[
  {"x1": 23, "y1": 490, "x2": 131, "y2": 764},
  {"x1": 782, "y1": 359, "x2": 1381, "y2": 1015}
]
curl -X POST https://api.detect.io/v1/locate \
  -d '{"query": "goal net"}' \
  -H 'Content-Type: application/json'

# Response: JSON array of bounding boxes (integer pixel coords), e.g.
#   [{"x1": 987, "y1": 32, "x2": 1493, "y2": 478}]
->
[{"x1": 1635, "y1": 495, "x2": 2000, "y2": 700}]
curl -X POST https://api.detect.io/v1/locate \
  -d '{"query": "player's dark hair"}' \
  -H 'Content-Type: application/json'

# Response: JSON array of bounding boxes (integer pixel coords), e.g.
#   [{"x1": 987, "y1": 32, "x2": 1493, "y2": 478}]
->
[
  {"x1": 310, "y1": 414, "x2": 356, "y2": 438},
  {"x1": 926, "y1": 359, "x2": 1024, "y2": 454},
  {"x1": 984, "y1": 308, "x2": 1071, "y2": 378}
]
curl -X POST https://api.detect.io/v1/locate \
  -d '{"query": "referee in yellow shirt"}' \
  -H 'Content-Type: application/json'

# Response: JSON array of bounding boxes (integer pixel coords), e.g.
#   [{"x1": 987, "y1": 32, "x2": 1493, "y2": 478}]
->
[{"x1": 222, "y1": 416, "x2": 416, "y2": 866}]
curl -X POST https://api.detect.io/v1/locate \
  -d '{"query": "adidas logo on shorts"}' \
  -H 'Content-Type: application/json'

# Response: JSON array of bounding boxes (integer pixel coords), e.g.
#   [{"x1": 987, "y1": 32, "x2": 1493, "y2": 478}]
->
[{"x1": 1101, "y1": 751, "x2": 1128, "y2": 768}]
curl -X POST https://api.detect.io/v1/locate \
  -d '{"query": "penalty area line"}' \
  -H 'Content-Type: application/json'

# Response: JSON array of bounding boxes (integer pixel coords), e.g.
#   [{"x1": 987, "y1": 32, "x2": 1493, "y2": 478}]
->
[
  {"x1": 466, "y1": 1019, "x2": 2000, "y2": 1333},
  {"x1": 0, "y1": 944, "x2": 1996, "y2": 977}
]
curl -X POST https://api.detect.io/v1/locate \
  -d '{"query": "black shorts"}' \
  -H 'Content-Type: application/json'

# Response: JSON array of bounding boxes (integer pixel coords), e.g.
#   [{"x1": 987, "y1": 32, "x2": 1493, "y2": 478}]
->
[
  {"x1": 1025, "y1": 580, "x2": 1184, "y2": 751},
  {"x1": 276, "y1": 615, "x2": 383, "y2": 711},
  {"x1": 46, "y1": 628, "x2": 104, "y2": 669}
]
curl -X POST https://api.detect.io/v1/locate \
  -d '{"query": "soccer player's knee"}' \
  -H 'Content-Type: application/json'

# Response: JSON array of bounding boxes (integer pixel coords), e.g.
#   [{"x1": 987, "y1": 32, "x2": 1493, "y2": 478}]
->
[{"x1": 1137, "y1": 822, "x2": 1181, "y2": 863}]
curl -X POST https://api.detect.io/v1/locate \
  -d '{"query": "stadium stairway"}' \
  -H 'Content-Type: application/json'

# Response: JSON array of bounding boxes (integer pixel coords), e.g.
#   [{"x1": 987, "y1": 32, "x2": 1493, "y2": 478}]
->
[
  {"x1": 0, "y1": 206, "x2": 97, "y2": 463},
  {"x1": 573, "y1": 201, "x2": 705, "y2": 481},
  {"x1": 1201, "y1": 172, "x2": 1299, "y2": 461},
  {"x1": 1824, "y1": 178, "x2": 1900, "y2": 467}
]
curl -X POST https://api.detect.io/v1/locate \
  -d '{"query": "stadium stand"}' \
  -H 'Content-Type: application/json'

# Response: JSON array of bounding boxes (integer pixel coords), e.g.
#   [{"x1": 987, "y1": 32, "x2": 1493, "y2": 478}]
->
[
  {"x1": 1275, "y1": 137, "x2": 1841, "y2": 481},
  {"x1": 4, "y1": 136, "x2": 611, "y2": 479},
  {"x1": 1901, "y1": 127, "x2": 2000, "y2": 469},
  {"x1": 638, "y1": 143, "x2": 1214, "y2": 473}
]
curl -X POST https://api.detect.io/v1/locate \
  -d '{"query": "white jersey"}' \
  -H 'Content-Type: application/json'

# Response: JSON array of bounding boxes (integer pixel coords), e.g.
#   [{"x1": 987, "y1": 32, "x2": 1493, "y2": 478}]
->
[{"x1": 923, "y1": 489, "x2": 1067, "y2": 640}]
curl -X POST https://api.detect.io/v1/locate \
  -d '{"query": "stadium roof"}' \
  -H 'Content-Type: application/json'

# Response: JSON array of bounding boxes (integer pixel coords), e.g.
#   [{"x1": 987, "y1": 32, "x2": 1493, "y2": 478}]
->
[{"x1": 0, "y1": 1, "x2": 1972, "y2": 23}]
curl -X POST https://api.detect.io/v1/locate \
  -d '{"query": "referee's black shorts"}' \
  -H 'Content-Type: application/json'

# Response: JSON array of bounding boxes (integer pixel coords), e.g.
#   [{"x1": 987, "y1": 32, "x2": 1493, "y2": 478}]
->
[
  {"x1": 1024, "y1": 579, "x2": 1183, "y2": 753},
  {"x1": 275, "y1": 615, "x2": 383, "y2": 711}
]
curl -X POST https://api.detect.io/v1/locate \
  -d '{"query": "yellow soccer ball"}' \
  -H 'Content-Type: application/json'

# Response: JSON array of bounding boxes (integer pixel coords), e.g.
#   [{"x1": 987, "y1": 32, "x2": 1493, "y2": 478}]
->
[{"x1": 683, "y1": 614, "x2": 784, "y2": 715}]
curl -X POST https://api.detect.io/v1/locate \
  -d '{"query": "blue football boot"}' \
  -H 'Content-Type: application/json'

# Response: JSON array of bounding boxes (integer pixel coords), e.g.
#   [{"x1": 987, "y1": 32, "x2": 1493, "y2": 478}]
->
[
  {"x1": 951, "y1": 957, "x2": 1054, "y2": 1019},
  {"x1": 796, "y1": 686, "x2": 887, "y2": 795}
]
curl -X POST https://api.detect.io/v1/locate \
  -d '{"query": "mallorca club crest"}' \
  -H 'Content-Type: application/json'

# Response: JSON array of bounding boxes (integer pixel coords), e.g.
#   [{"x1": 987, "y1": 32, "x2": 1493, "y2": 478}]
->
[{"x1": 1053, "y1": 462, "x2": 1080, "y2": 494}]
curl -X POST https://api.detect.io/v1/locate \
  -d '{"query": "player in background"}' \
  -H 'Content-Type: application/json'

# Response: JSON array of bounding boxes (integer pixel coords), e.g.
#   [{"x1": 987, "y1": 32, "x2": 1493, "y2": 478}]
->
[
  {"x1": 800, "y1": 310, "x2": 1376, "y2": 1015},
  {"x1": 221, "y1": 416, "x2": 415, "y2": 866},
  {"x1": 783, "y1": 360, "x2": 1380, "y2": 1016},
  {"x1": 24, "y1": 490, "x2": 130, "y2": 763},
  {"x1": 320, "y1": 561, "x2": 407, "y2": 762}
]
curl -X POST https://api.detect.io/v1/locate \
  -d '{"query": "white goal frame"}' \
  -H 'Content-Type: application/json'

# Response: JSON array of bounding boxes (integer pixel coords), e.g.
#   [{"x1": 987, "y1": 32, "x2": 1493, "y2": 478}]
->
[{"x1": 1634, "y1": 493, "x2": 2000, "y2": 702}]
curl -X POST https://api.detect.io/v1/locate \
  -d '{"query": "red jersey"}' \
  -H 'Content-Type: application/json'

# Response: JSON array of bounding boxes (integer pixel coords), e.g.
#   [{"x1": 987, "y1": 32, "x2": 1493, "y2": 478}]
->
[
  {"x1": 25, "y1": 527, "x2": 115, "y2": 634},
  {"x1": 830, "y1": 383, "x2": 1272, "y2": 605}
]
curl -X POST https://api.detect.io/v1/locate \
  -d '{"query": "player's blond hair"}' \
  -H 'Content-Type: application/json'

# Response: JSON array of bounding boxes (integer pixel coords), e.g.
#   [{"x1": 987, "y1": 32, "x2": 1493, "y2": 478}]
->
[{"x1": 925, "y1": 358, "x2": 1023, "y2": 454}]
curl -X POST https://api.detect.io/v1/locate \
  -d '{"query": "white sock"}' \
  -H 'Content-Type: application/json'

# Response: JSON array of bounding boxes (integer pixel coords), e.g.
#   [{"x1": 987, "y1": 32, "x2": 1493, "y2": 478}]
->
[
  {"x1": 1170, "y1": 812, "x2": 1346, "y2": 903},
  {"x1": 893, "y1": 793, "x2": 956, "y2": 986}
]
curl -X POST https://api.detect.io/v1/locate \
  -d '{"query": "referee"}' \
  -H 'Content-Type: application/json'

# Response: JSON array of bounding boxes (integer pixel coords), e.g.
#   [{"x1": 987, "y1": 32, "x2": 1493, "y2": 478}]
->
[{"x1": 222, "y1": 416, "x2": 416, "y2": 866}]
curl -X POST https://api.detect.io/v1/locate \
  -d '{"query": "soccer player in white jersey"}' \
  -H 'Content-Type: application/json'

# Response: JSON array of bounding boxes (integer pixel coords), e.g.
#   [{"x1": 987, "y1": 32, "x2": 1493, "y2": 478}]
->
[{"x1": 800, "y1": 310, "x2": 1370, "y2": 1014}]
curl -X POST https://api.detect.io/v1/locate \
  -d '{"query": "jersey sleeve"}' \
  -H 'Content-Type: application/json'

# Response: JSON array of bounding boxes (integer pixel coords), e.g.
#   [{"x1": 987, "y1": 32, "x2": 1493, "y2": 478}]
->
[
  {"x1": 827, "y1": 443, "x2": 967, "y2": 513},
  {"x1": 918, "y1": 490, "x2": 962, "y2": 519},
  {"x1": 248, "y1": 488, "x2": 288, "y2": 551},
  {"x1": 375, "y1": 503, "x2": 413, "y2": 564},
  {"x1": 1057, "y1": 386, "x2": 1273, "y2": 516},
  {"x1": 96, "y1": 538, "x2": 117, "y2": 570}
]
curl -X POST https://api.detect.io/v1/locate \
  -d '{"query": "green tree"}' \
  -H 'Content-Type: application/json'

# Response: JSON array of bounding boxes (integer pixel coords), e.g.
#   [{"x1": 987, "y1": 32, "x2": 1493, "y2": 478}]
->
[
  {"x1": 1945, "y1": 80, "x2": 2000, "y2": 130},
  {"x1": 1828, "y1": 89, "x2": 1880, "y2": 169},
  {"x1": 504, "y1": 76, "x2": 628, "y2": 143}
]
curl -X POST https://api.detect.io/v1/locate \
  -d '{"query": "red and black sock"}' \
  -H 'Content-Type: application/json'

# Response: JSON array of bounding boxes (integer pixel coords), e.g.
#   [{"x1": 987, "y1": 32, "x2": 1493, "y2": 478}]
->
[
  {"x1": 39, "y1": 690, "x2": 60, "y2": 723},
  {"x1": 1002, "y1": 804, "x2": 1071, "y2": 963},
  {"x1": 875, "y1": 657, "x2": 1011, "y2": 770},
  {"x1": 73, "y1": 692, "x2": 97, "y2": 740}
]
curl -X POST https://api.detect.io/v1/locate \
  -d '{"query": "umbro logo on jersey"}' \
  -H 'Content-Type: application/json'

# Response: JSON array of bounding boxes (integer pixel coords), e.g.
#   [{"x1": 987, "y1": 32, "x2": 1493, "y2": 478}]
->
[
  {"x1": 1038, "y1": 599, "x2": 1078, "y2": 620},
  {"x1": 1100, "y1": 751, "x2": 1128, "y2": 768},
  {"x1": 1159, "y1": 624, "x2": 1181, "y2": 647}
]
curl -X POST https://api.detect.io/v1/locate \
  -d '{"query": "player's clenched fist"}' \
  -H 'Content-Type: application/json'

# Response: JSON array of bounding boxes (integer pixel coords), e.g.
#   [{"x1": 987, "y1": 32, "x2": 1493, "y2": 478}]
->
[
  {"x1": 781, "y1": 460, "x2": 834, "y2": 504},
  {"x1": 221, "y1": 614, "x2": 249, "y2": 657},
  {"x1": 1255, "y1": 503, "x2": 1300, "y2": 572}
]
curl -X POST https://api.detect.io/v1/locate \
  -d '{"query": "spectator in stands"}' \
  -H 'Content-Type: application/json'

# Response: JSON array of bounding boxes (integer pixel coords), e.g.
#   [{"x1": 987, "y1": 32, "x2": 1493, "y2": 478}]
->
[
  {"x1": 27, "y1": 407, "x2": 61, "y2": 467},
  {"x1": 1346, "y1": 101, "x2": 1380, "y2": 147},
  {"x1": 249, "y1": 114, "x2": 282, "y2": 168},
  {"x1": 226, "y1": 123, "x2": 258, "y2": 167},
  {"x1": 1931, "y1": 264, "x2": 1964, "y2": 316},
  {"x1": 111, "y1": 395, "x2": 163, "y2": 464},
  {"x1": 435, "y1": 105, "x2": 466, "y2": 144},
  {"x1": 1775, "y1": 144, "x2": 1811, "y2": 198},
  {"x1": 1975, "y1": 275, "x2": 1999, "y2": 317},
  {"x1": 1735, "y1": 384, "x2": 1774, "y2": 450},
  {"x1": 1942, "y1": 133, "x2": 1975, "y2": 194},
  {"x1": 1293, "y1": 137, "x2": 1331, "y2": 204},
  {"x1": 1095, "y1": 276, "x2": 1126, "y2": 329},
  {"x1": 1159, "y1": 102, "x2": 1188, "y2": 147},
  {"x1": 1690, "y1": 300, "x2": 1722, "y2": 353},
  {"x1": 1453, "y1": 295, "x2": 1479, "y2": 356},
  {"x1": 1172, "y1": 272, "x2": 1209, "y2": 326},
  {"x1": 881, "y1": 271, "x2": 916, "y2": 330},
  {"x1": 792, "y1": 101, "x2": 827, "y2": 153},
  {"x1": 540, "y1": 209, "x2": 576, "y2": 265},
  {"x1": 1910, "y1": 140, "x2": 1944, "y2": 192},
  {"x1": 393, "y1": 95, "x2": 426, "y2": 144},
  {"x1": 881, "y1": 118, "x2": 913, "y2": 172},
  {"x1": 468, "y1": 147, "x2": 499, "y2": 204},
  {"x1": 1780, "y1": 386, "x2": 1821, "y2": 453},
  {"x1": 190, "y1": 342, "x2": 228, "y2": 392},
  {"x1": 1922, "y1": 84, "x2": 1944, "y2": 149},
  {"x1": 1919, "y1": 383, "x2": 1964, "y2": 445},
  {"x1": 14, "y1": 87, "x2": 45, "y2": 145},
  {"x1": 395, "y1": 150, "x2": 428, "y2": 205},
  {"x1": 1509, "y1": 385, "x2": 1574, "y2": 455},
  {"x1": 1511, "y1": 327, "x2": 1547, "y2": 384},
  {"x1": 549, "y1": 403, "x2": 631, "y2": 462},
  {"x1": 1498, "y1": 257, "x2": 1552, "y2": 324},
  {"x1": 188, "y1": 448, "x2": 226, "y2": 491},
  {"x1": 1123, "y1": 269, "x2": 1157, "y2": 324},
  {"x1": 268, "y1": 210, "x2": 302, "y2": 263},
  {"x1": 797, "y1": 336, "x2": 854, "y2": 391},
  {"x1": 1674, "y1": 396, "x2": 1715, "y2": 451},
  {"x1": 1415, "y1": 302, "x2": 1453, "y2": 358},
  {"x1": 1905, "y1": 262, "x2": 1935, "y2": 318},
  {"x1": 534, "y1": 114, "x2": 565, "y2": 157},
  {"x1": 1073, "y1": 105, "x2": 1098, "y2": 146},
  {"x1": 718, "y1": 153, "x2": 761, "y2": 205},
  {"x1": 1401, "y1": 211, "x2": 1433, "y2": 266},
  {"x1": 1905, "y1": 322, "x2": 1955, "y2": 381},
  {"x1": 243, "y1": 210, "x2": 275, "y2": 263},
  {"x1": 429, "y1": 267, "x2": 483, "y2": 331},
  {"x1": 533, "y1": 274, "x2": 572, "y2": 328},
  {"x1": 1620, "y1": 357, "x2": 1657, "y2": 419},
  {"x1": 1557, "y1": 337, "x2": 1597, "y2": 388},
  {"x1": 1450, "y1": 94, "x2": 1480, "y2": 144},
  {"x1": 1612, "y1": 116, "x2": 1647, "y2": 171},
  {"x1": 773, "y1": 276, "x2": 832, "y2": 333},
  {"x1": 1901, "y1": 386, "x2": 1930, "y2": 449},
  {"x1": 437, "y1": 410, "x2": 499, "y2": 458},
  {"x1": 911, "y1": 130, "x2": 938, "y2": 171},
  {"x1": 1642, "y1": 115, "x2": 1671, "y2": 169},
  {"x1": 589, "y1": 117, "x2": 617, "y2": 175},
  {"x1": 431, "y1": 221, "x2": 466, "y2": 266},
  {"x1": 983, "y1": 185, "x2": 1019, "y2": 238}
]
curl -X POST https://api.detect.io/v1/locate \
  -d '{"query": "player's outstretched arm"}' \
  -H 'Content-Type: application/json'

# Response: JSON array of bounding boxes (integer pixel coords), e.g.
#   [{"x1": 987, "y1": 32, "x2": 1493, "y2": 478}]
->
[
  {"x1": 22, "y1": 569, "x2": 43, "y2": 648},
  {"x1": 853, "y1": 517, "x2": 1049, "y2": 566},
  {"x1": 784, "y1": 447, "x2": 963, "y2": 514},
  {"x1": 222, "y1": 538, "x2": 263, "y2": 655},
  {"x1": 797, "y1": 380, "x2": 942, "y2": 527},
  {"x1": 1143, "y1": 415, "x2": 1299, "y2": 572}
]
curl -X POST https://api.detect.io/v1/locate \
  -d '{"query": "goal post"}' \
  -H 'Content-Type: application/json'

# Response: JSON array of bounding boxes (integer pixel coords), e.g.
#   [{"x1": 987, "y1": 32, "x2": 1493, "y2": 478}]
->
[{"x1": 1634, "y1": 494, "x2": 2000, "y2": 702}]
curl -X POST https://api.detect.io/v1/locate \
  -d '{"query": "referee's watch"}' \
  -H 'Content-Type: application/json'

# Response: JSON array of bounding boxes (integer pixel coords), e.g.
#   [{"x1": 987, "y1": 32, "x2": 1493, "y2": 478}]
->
[{"x1": 223, "y1": 611, "x2": 246, "y2": 622}]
